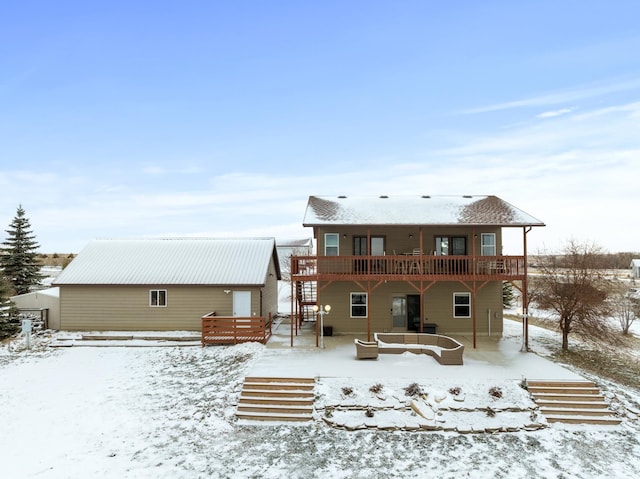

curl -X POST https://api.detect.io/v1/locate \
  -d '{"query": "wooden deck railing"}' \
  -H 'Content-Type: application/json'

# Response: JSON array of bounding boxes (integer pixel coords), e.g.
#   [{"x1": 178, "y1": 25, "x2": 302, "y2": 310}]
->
[
  {"x1": 201, "y1": 313, "x2": 272, "y2": 346},
  {"x1": 291, "y1": 255, "x2": 526, "y2": 280}
]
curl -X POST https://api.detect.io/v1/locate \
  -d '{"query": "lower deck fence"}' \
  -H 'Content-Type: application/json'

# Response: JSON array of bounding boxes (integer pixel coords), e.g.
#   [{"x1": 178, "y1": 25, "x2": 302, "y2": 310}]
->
[{"x1": 201, "y1": 313, "x2": 272, "y2": 346}]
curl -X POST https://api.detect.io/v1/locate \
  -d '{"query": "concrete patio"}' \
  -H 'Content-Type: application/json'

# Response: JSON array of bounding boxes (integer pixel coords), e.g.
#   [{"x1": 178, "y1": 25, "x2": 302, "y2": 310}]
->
[{"x1": 247, "y1": 317, "x2": 584, "y2": 381}]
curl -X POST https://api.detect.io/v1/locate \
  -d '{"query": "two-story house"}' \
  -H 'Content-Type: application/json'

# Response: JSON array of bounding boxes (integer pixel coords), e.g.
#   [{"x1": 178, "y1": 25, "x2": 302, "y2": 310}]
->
[{"x1": 291, "y1": 195, "x2": 544, "y2": 348}]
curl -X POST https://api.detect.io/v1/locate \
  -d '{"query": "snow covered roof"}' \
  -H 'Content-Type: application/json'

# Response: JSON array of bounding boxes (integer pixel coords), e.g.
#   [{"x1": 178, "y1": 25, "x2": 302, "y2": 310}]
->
[
  {"x1": 10, "y1": 287, "x2": 59, "y2": 300},
  {"x1": 53, "y1": 238, "x2": 280, "y2": 286},
  {"x1": 276, "y1": 238, "x2": 313, "y2": 248},
  {"x1": 34, "y1": 287, "x2": 59, "y2": 298},
  {"x1": 303, "y1": 195, "x2": 545, "y2": 227}
]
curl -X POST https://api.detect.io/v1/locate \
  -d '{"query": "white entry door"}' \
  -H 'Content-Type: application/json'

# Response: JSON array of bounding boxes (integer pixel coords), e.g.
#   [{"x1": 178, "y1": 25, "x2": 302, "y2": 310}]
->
[{"x1": 233, "y1": 291, "x2": 251, "y2": 317}]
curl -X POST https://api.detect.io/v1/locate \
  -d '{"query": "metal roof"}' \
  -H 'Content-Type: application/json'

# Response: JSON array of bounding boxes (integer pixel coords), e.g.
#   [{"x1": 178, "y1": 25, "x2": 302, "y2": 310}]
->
[
  {"x1": 53, "y1": 238, "x2": 280, "y2": 286},
  {"x1": 303, "y1": 195, "x2": 545, "y2": 227}
]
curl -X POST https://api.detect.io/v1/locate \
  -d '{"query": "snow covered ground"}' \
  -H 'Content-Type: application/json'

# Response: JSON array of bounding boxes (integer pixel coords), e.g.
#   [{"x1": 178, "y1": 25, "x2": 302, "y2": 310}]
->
[{"x1": 1, "y1": 319, "x2": 639, "y2": 479}]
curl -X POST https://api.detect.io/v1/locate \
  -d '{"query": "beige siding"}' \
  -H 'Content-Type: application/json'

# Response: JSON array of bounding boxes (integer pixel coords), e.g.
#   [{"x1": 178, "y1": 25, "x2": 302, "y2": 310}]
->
[
  {"x1": 261, "y1": 256, "x2": 279, "y2": 317},
  {"x1": 317, "y1": 280, "x2": 503, "y2": 337},
  {"x1": 59, "y1": 285, "x2": 265, "y2": 331}
]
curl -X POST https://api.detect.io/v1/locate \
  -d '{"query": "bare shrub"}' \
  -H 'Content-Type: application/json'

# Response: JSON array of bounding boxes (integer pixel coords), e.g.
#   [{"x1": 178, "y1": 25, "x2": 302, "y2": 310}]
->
[
  {"x1": 404, "y1": 383, "x2": 423, "y2": 397},
  {"x1": 369, "y1": 383, "x2": 383, "y2": 394},
  {"x1": 489, "y1": 386, "x2": 503, "y2": 399}
]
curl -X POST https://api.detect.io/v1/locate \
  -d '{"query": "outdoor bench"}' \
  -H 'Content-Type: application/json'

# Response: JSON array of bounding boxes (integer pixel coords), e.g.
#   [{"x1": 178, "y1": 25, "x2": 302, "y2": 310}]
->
[{"x1": 371, "y1": 332, "x2": 464, "y2": 365}]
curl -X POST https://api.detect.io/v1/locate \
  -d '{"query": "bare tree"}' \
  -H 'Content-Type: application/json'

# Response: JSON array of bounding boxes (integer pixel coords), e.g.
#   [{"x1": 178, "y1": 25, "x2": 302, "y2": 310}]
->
[
  {"x1": 531, "y1": 240, "x2": 614, "y2": 351},
  {"x1": 279, "y1": 246, "x2": 312, "y2": 281},
  {"x1": 610, "y1": 282, "x2": 638, "y2": 335}
]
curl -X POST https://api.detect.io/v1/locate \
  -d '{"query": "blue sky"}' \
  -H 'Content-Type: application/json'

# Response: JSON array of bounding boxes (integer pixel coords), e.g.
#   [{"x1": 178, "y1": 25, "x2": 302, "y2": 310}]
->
[{"x1": 1, "y1": 1, "x2": 639, "y2": 254}]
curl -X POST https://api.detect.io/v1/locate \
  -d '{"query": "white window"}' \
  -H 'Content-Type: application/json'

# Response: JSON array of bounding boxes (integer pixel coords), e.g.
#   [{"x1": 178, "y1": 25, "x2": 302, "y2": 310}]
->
[
  {"x1": 350, "y1": 292, "x2": 367, "y2": 318},
  {"x1": 481, "y1": 233, "x2": 496, "y2": 256},
  {"x1": 453, "y1": 292, "x2": 471, "y2": 318},
  {"x1": 150, "y1": 289, "x2": 167, "y2": 307},
  {"x1": 325, "y1": 233, "x2": 339, "y2": 256}
]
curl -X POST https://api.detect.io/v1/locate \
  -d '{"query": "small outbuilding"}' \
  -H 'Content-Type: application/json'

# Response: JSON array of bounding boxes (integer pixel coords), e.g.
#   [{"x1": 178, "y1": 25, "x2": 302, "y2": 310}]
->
[
  {"x1": 11, "y1": 287, "x2": 61, "y2": 330},
  {"x1": 53, "y1": 238, "x2": 281, "y2": 331}
]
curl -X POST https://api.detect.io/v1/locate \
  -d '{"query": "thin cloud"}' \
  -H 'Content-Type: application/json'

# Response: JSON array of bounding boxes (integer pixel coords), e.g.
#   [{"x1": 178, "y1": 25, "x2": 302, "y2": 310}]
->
[
  {"x1": 537, "y1": 108, "x2": 573, "y2": 119},
  {"x1": 460, "y1": 77, "x2": 640, "y2": 114},
  {"x1": 441, "y1": 100, "x2": 640, "y2": 158}
]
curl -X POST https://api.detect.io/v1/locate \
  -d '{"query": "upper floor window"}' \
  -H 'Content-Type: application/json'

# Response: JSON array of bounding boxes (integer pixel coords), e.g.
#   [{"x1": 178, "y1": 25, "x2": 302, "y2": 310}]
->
[
  {"x1": 325, "y1": 233, "x2": 339, "y2": 256},
  {"x1": 150, "y1": 289, "x2": 167, "y2": 307},
  {"x1": 353, "y1": 236, "x2": 385, "y2": 255},
  {"x1": 481, "y1": 233, "x2": 496, "y2": 256}
]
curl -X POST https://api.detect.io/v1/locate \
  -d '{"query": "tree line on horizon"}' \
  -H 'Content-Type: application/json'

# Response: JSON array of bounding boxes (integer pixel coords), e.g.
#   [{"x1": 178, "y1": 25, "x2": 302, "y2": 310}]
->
[{"x1": 528, "y1": 251, "x2": 640, "y2": 271}]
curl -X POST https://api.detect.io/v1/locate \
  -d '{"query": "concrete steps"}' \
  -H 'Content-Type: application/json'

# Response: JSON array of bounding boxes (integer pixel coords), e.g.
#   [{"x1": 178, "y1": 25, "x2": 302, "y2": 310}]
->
[
  {"x1": 237, "y1": 377, "x2": 315, "y2": 422},
  {"x1": 528, "y1": 380, "x2": 621, "y2": 426}
]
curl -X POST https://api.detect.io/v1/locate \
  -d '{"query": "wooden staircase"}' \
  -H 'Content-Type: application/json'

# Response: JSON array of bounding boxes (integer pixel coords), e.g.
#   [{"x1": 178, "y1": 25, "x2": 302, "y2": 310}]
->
[
  {"x1": 296, "y1": 281, "x2": 317, "y2": 322},
  {"x1": 236, "y1": 377, "x2": 315, "y2": 422},
  {"x1": 528, "y1": 380, "x2": 621, "y2": 426}
]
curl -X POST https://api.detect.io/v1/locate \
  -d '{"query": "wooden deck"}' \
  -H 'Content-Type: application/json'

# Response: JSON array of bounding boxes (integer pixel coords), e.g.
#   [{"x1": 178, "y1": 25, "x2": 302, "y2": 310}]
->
[
  {"x1": 201, "y1": 313, "x2": 272, "y2": 346},
  {"x1": 291, "y1": 254, "x2": 525, "y2": 282}
]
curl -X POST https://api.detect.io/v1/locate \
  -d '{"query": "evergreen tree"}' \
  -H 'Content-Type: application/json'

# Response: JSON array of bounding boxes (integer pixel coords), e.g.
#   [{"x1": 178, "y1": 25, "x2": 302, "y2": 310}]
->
[
  {"x1": 0, "y1": 276, "x2": 19, "y2": 339},
  {"x1": 503, "y1": 281, "x2": 515, "y2": 308},
  {"x1": 1, "y1": 205, "x2": 43, "y2": 295}
]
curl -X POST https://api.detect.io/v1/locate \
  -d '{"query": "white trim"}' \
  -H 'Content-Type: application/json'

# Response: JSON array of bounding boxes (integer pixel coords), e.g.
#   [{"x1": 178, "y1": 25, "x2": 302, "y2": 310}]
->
[
  {"x1": 350, "y1": 292, "x2": 368, "y2": 318},
  {"x1": 453, "y1": 292, "x2": 471, "y2": 318},
  {"x1": 149, "y1": 289, "x2": 167, "y2": 307},
  {"x1": 324, "y1": 233, "x2": 339, "y2": 256},
  {"x1": 481, "y1": 233, "x2": 496, "y2": 256}
]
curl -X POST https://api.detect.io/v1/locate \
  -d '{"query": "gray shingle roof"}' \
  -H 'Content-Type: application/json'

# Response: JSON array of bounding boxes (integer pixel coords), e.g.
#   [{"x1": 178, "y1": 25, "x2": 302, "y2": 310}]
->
[
  {"x1": 53, "y1": 238, "x2": 279, "y2": 285},
  {"x1": 303, "y1": 195, "x2": 545, "y2": 227}
]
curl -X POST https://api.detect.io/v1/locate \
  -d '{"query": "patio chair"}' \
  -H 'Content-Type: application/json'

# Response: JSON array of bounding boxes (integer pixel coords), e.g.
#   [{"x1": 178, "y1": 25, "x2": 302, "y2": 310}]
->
[
  {"x1": 409, "y1": 248, "x2": 422, "y2": 274},
  {"x1": 354, "y1": 339, "x2": 379, "y2": 359}
]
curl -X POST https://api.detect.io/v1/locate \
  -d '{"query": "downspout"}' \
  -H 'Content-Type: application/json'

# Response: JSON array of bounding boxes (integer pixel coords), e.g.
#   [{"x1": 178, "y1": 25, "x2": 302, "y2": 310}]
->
[{"x1": 367, "y1": 282, "x2": 372, "y2": 341}]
